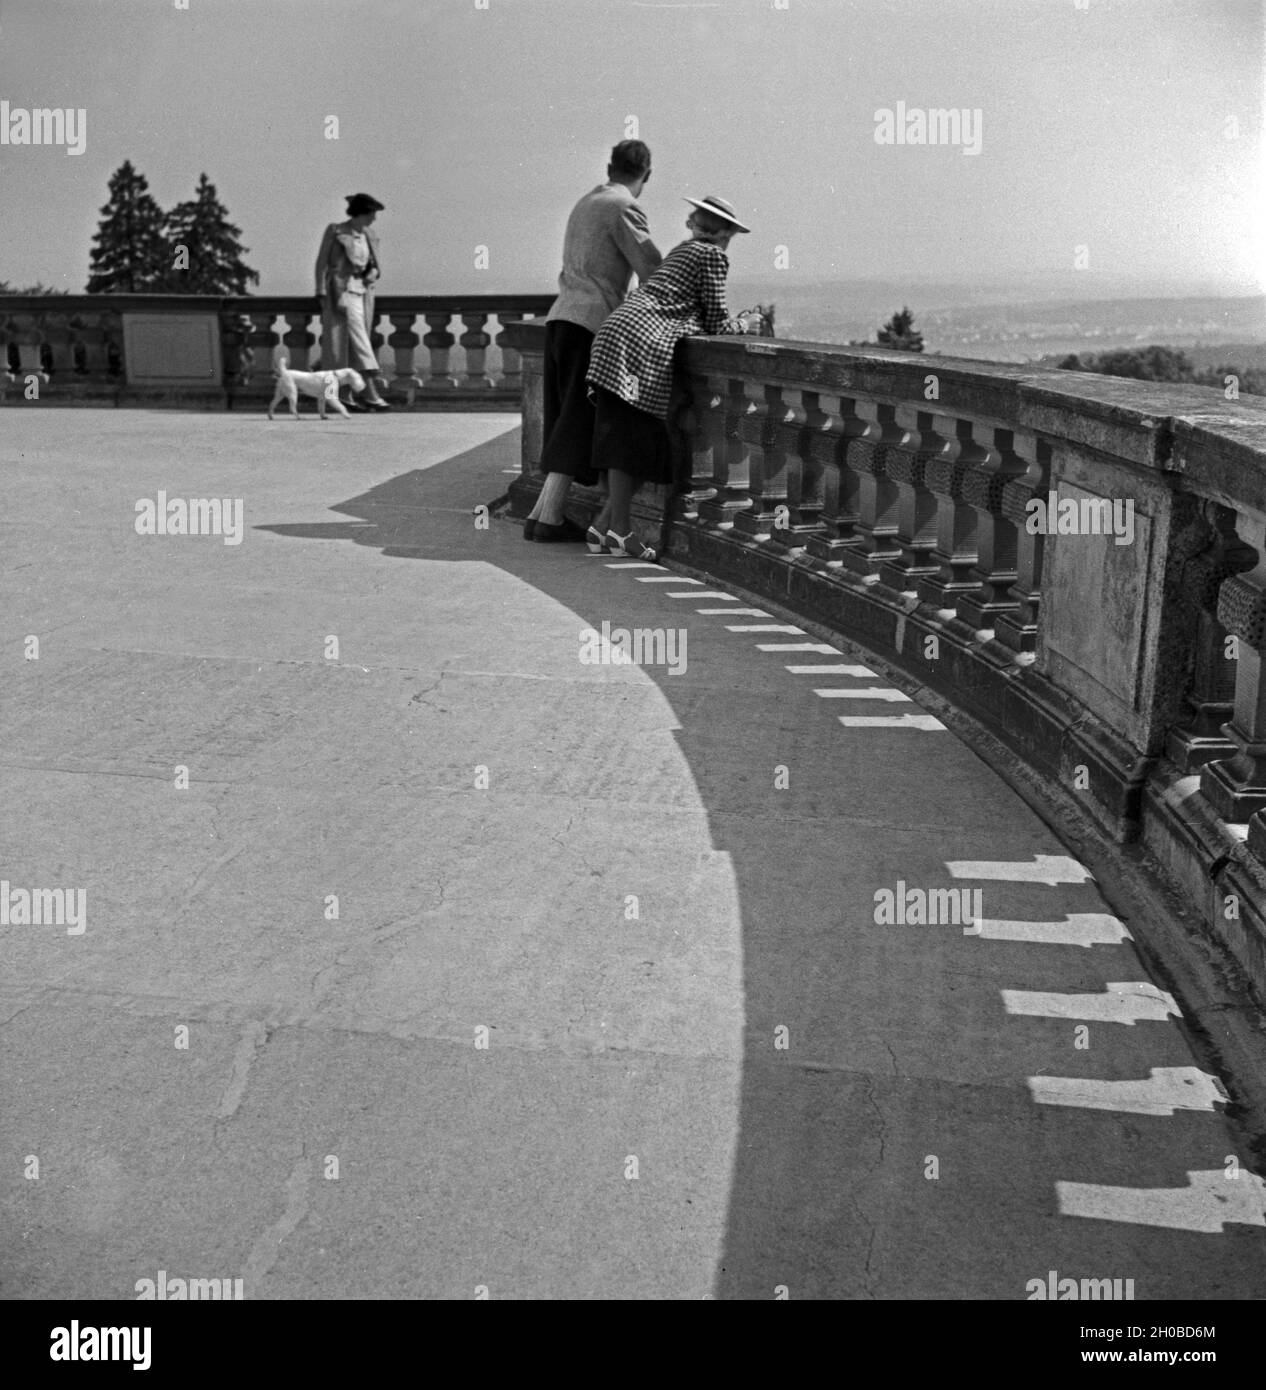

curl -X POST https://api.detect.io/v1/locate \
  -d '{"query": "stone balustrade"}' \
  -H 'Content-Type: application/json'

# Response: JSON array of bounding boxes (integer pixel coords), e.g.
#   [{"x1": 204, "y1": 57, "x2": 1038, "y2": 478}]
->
[
  {"x1": 0, "y1": 293, "x2": 553, "y2": 408},
  {"x1": 502, "y1": 320, "x2": 1266, "y2": 1003}
]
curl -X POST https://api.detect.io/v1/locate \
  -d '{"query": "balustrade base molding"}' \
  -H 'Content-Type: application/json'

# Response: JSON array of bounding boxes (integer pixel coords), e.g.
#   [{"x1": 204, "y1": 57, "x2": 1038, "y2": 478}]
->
[
  {"x1": 1199, "y1": 753, "x2": 1266, "y2": 823},
  {"x1": 1139, "y1": 770, "x2": 1266, "y2": 1011},
  {"x1": 1164, "y1": 721, "x2": 1238, "y2": 773},
  {"x1": 507, "y1": 474, "x2": 669, "y2": 545},
  {"x1": 662, "y1": 511, "x2": 1158, "y2": 836}
]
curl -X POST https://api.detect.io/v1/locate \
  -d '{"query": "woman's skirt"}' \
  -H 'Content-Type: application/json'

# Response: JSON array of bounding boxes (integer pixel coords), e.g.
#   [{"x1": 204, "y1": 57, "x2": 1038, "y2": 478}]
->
[{"x1": 590, "y1": 384, "x2": 674, "y2": 486}]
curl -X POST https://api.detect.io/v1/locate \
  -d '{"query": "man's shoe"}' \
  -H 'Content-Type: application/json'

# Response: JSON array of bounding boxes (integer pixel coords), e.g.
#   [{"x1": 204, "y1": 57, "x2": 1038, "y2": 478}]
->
[
  {"x1": 343, "y1": 398, "x2": 368, "y2": 413},
  {"x1": 523, "y1": 519, "x2": 538, "y2": 540},
  {"x1": 534, "y1": 515, "x2": 587, "y2": 542},
  {"x1": 362, "y1": 398, "x2": 391, "y2": 412}
]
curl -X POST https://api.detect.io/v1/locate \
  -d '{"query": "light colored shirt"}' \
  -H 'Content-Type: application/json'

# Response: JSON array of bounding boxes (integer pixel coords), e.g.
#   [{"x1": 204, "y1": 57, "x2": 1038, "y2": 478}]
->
[
  {"x1": 336, "y1": 229, "x2": 370, "y2": 269},
  {"x1": 547, "y1": 182, "x2": 662, "y2": 336}
]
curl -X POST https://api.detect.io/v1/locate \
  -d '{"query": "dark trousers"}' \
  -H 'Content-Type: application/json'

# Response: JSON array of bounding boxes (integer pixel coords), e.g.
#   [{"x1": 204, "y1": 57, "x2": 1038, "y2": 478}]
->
[{"x1": 540, "y1": 319, "x2": 599, "y2": 485}]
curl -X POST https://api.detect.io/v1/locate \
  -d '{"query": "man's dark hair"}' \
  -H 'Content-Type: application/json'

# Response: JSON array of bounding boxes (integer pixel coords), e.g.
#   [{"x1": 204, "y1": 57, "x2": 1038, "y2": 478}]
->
[{"x1": 609, "y1": 140, "x2": 652, "y2": 177}]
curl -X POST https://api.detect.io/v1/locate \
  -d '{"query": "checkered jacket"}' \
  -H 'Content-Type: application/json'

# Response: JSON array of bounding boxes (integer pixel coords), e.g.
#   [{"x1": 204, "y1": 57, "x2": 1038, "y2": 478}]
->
[{"x1": 586, "y1": 239, "x2": 744, "y2": 419}]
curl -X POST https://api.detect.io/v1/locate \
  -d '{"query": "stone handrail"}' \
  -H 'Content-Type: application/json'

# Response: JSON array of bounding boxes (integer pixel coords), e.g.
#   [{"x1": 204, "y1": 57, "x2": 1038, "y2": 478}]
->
[
  {"x1": 0, "y1": 293, "x2": 555, "y2": 407},
  {"x1": 503, "y1": 320, "x2": 1266, "y2": 1002}
]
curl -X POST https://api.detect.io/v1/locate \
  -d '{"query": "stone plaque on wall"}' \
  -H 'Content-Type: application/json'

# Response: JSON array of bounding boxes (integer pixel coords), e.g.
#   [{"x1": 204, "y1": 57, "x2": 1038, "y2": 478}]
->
[
  {"x1": 1041, "y1": 481, "x2": 1153, "y2": 712},
  {"x1": 121, "y1": 313, "x2": 222, "y2": 386}
]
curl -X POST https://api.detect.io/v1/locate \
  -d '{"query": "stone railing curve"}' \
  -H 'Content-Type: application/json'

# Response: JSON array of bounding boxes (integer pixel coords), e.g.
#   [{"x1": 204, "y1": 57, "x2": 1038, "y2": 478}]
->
[{"x1": 503, "y1": 319, "x2": 1266, "y2": 1005}]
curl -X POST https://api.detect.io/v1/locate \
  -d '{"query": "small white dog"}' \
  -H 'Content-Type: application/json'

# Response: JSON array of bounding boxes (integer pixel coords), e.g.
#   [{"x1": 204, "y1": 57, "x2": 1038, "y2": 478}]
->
[{"x1": 268, "y1": 356, "x2": 366, "y2": 420}]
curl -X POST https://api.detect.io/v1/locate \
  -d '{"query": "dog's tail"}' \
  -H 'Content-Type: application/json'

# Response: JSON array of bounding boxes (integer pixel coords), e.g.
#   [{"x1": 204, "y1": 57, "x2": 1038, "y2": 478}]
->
[{"x1": 273, "y1": 354, "x2": 289, "y2": 377}]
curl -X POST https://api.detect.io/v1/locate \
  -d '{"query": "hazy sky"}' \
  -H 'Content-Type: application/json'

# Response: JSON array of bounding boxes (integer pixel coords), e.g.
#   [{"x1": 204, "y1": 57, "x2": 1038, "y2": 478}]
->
[{"x1": 1, "y1": 0, "x2": 1262, "y2": 297}]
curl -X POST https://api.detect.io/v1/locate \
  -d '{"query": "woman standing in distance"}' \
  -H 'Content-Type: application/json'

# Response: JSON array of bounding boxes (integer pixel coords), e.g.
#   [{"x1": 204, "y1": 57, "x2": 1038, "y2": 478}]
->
[
  {"x1": 314, "y1": 193, "x2": 392, "y2": 411},
  {"x1": 584, "y1": 194, "x2": 753, "y2": 559}
]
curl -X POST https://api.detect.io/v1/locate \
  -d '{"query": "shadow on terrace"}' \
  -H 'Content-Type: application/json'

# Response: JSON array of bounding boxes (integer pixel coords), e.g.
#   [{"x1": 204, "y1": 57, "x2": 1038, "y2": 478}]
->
[{"x1": 257, "y1": 431, "x2": 1265, "y2": 1300}]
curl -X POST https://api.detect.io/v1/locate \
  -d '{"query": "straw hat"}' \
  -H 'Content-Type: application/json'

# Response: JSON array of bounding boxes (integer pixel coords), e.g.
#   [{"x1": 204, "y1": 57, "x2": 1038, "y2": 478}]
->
[{"x1": 683, "y1": 194, "x2": 750, "y2": 233}]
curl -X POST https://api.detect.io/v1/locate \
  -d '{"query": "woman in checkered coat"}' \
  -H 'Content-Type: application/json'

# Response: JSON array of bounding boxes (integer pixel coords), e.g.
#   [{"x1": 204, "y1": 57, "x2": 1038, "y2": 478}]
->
[{"x1": 585, "y1": 195, "x2": 754, "y2": 560}]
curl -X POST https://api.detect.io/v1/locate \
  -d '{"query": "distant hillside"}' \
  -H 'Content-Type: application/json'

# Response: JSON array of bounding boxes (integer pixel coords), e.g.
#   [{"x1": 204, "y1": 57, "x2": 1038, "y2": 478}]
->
[{"x1": 725, "y1": 283, "x2": 1266, "y2": 365}]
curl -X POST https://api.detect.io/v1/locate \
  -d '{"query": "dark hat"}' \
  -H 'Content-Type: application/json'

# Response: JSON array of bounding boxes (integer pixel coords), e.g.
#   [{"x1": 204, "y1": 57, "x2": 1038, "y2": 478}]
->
[{"x1": 346, "y1": 192, "x2": 385, "y2": 216}]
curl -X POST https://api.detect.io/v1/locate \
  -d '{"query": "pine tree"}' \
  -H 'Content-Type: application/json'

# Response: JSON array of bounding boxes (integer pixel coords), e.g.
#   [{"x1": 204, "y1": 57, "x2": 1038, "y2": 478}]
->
[
  {"x1": 877, "y1": 306, "x2": 925, "y2": 353},
  {"x1": 163, "y1": 173, "x2": 259, "y2": 295},
  {"x1": 86, "y1": 161, "x2": 171, "y2": 293}
]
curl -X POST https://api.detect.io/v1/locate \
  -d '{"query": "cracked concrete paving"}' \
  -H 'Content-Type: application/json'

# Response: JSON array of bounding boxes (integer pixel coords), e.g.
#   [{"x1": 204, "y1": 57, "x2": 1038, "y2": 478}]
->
[{"x1": 2, "y1": 410, "x2": 1266, "y2": 1299}]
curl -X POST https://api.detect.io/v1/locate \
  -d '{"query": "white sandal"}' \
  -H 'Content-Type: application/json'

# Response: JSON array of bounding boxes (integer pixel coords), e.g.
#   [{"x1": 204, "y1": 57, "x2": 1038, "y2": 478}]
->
[{"x1": 607, "y1": 530, "x2": 658, "y2": 562}]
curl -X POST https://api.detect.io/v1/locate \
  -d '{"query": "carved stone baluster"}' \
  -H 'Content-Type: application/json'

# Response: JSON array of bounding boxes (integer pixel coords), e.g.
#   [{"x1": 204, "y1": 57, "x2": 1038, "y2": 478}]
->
[
  {"x1": 995, "y1": 436, "x2": 1053, "y2": 660},
  {"x1": 76, "y1": 310, "x2": 122, "y2": 385},
  {"x1": 766, "y1": 388, "x2": 823, "y2": 552},
  {"x1": 386, "y1": 312, "x2": 422, "y2": 405},
  {"x1": 494, "y1": 311, "x2": 524, "y2": 392},
  {"x1": 66, "y1": 314, "x2": 88, "y2": 376},
  {"x1": 917, "y1": 418, "x2": 985, "y2": 618},
  {"x1": 804, "y1": 394, "x2": 866, "y2": 566},
  {"x1": 246, "y1": 311, "x2": 279, "y2": 387},
  {"x1": 364, "y1": 303, "x2": 385, "y2": 382},
  {"x1": 460, "y1": 312, "x2": 493, "y2": 389},
  {"x1": 1166, "y1": 502, "x2": 1257, "y2": 771},
  {"x1": 733, "y1": 383, "x2": 787, "y2": 540},
  {"x1": 788, "y1": 390, "x2": 827, "y2": 537},
  {"x1": 219, "y1": 313, "x2": 253, "y2": 404},
  {"x1": 43, "y1": 312, "x2": 75, "y2": 384},
  {"x1": 1201, "y1": 510, "x2": 1266, "y2": 823},
  {"x1": 422, "y1": 311, "x2": 458, "y2": 392},
  {"x1": 877, "y1": 404, "x2": 942, "y2": 596},
  {"x1": 9, "y1": 313, "x2": 46, "y2": 386},
  {"x1": 104, "y1": 314, "x2": 124, "y2": 380},
  {"x1": 680, "y1": 373, "x2": 726, "y2": 517},
  {"x1": 698, "y1": 378, "x2": 753, "y2": 528},
  {"x1": 954, "y1": 426, "x2": 1029, "y2": 632},
  {"x1": 838, "y1": 400, "x2": 901, "y2": 582},
  {"x1": 282, "y1": 311, "x2": 316, "y2": 371}
]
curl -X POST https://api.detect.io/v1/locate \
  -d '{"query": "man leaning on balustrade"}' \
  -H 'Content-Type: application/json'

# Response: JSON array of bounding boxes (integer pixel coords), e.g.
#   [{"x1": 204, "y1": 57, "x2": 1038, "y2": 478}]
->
[{"x1": 524, "y1": 140, "x2": 663, "y2": 542}]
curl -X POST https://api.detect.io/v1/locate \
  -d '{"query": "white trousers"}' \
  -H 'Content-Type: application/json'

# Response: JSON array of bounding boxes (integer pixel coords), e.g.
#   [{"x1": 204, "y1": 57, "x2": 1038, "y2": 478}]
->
[{"x1": 330, "y1": 292, "x2": 379, "y2": 374}]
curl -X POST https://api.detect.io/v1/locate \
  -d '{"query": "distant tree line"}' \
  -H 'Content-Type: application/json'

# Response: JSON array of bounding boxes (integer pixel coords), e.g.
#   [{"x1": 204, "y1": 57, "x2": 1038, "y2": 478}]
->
[
  {"x1": 1, "y1": 160, "x2": 259, "y2": 296},
  {"x1": 1056, "y1": 345, "x2": 1263, "y2": 398},
  {"x1": 848, "y1": 306, "x2": 926, "y2": 352},
  {"x1": 0, "y1": 281, "x2": 71, "y2": 294},
  {"x1": 842, "y1": 314, "x2": 1261, "y2": 400}
]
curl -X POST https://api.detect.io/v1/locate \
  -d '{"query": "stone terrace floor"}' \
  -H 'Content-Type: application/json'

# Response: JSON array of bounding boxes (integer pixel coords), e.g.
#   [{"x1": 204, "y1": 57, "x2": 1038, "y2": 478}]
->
[{"x1": 1, "y1": 408, "x2": 1265, "y2": 1299}]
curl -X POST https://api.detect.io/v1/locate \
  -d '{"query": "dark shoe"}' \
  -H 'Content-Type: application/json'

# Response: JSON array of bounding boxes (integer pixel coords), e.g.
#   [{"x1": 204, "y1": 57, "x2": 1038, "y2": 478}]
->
[
  {"x1": 534, "y1": 515, "x2": 588, "y2": 542},
  {"x1": 362, "y1": 398, "x2": 391, "y2": 412},
  {"x1": 533, "y1": 517, "x2": 588, "y2": 543},
  {"x1": 523, "y1": 519, "x2": 538, "y2": 541},
  {"x1": 343, "y1": 397, "x2": 369, "y2": 413}
]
